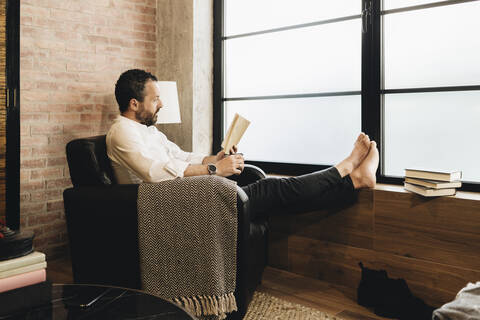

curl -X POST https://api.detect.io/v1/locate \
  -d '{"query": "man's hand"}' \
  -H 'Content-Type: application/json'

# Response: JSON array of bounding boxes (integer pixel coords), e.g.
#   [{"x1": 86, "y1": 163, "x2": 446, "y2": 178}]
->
[
  {"x1": 216, "y1": 153, "x2": 244, "y2": 177},
  {"x1": 215, "y1": 145, "x2": 238, "y2": 162}
]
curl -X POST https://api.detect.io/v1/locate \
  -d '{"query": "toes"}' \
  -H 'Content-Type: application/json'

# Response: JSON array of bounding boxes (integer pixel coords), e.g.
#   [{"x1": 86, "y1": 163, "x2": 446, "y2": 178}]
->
[
  {"x1": 356, "y1": 132, "x2": 366, "y2": 144},
  {"x1": 363, "y1": 135, "x2": 370, "y2": 147}
]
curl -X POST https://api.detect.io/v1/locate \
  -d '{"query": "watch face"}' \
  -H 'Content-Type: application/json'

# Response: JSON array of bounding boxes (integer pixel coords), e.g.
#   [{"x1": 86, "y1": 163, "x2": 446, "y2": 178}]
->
[{"x1": 208, "y1": 164, "x2": 217, "y2": 175}]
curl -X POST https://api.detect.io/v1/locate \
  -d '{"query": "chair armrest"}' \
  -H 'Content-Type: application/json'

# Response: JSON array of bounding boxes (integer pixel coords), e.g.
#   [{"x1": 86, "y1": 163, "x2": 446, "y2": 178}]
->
[
  {"x1": 228, "y1": 164, "x2": 266, "y2": 187},
  {"x1": 63, "y1": 184, "x2": 141, "y2": 288}
]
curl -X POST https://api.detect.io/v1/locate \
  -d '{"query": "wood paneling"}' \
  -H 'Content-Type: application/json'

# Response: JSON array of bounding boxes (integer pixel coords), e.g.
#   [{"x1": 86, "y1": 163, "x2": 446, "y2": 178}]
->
[{"x1": 269, "y1": 187, "x2": 480, "y2": 307}]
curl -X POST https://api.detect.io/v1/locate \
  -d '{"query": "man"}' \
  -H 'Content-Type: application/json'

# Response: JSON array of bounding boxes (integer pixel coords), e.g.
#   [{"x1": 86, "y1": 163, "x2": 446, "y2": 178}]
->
[{"x1": 107, "y1": 69, "x2": 379, "y2": 216}]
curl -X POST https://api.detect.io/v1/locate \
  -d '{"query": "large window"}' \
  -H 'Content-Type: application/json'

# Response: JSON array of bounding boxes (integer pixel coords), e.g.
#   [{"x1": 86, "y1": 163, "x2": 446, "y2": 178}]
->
[{"x1": 214, "y1": 0, "x2": 480, "y2": 190}]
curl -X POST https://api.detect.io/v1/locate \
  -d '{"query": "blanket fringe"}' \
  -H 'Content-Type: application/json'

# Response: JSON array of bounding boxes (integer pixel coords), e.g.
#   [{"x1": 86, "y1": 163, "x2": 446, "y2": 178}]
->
[{"x1": 172, "y1": 292, "x2": 238, "y2": 317}]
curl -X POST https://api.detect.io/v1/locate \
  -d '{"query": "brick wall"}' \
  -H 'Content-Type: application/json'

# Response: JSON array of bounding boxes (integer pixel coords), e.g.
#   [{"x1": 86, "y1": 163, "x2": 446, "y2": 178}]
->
[{"x1": 20, "y1": 0, "x2": 157, "y2": 258}]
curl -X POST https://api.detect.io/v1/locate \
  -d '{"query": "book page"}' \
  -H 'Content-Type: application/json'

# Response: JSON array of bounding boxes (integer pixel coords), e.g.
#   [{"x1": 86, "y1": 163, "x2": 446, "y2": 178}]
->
[{"x1": 221, "y1": 113, "x2": 250, "y2": 154}]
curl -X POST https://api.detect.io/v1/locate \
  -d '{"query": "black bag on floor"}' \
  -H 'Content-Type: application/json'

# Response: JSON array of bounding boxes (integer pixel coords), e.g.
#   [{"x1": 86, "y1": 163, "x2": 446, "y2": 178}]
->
[{"x1": 357, "y1": 262, "x2": 436, "y2": 320}]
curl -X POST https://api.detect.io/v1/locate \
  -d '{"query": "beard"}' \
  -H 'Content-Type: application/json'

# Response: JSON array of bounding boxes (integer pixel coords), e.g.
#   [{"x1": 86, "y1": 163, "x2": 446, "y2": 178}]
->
[{"x1": 135, "y1": 104, "x2": 158, "y2": 126}]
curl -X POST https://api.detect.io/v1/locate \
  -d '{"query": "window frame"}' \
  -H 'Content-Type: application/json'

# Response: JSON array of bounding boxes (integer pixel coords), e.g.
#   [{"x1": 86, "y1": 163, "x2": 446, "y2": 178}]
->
[{"x1": 213, "y1": 0, "x2": 480, "y2": 192}]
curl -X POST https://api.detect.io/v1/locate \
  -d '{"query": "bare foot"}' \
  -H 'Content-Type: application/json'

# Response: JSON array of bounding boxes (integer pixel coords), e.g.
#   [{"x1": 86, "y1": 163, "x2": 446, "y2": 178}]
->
[
  {"x1": 350, "y1": 141, "x2": 379, "y2": 189},
  {"x1": 335, "y1": 133, "x2": 371, "y2": 177}
]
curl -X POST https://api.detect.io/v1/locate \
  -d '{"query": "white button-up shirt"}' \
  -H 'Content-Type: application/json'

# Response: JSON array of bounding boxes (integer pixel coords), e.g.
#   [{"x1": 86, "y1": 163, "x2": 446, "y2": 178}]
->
[{"x1": 106, "y1": 115, "x2": 206, "y2": 184}]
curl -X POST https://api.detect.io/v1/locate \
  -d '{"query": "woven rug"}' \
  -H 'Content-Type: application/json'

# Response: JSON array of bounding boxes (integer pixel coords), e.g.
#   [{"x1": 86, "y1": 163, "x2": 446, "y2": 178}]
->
[{"x1": 244, "y1": 291, "x2": 343, "y2": 320}]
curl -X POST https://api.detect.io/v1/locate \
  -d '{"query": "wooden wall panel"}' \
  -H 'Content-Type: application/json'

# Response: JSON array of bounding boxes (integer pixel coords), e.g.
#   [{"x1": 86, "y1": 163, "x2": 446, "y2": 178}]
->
[{"x1": 268, "y1": 187, "x2": 480, "y2": 307}]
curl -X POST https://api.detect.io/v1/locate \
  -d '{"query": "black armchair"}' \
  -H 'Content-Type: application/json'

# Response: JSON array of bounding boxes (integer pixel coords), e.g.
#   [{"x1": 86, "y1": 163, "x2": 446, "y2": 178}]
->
[{"x1": 63, "y1": 135, "x2": 269, "y2": 320}]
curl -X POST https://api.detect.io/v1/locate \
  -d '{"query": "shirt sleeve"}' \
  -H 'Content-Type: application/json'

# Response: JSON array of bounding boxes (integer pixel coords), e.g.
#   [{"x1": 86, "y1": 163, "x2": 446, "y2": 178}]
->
[
  {"x1": 165, "y1": 137, "x2": 207, "y2": 165},
  {"x1": 107, "y1": 126, "x2": 190, "y2": 182}
]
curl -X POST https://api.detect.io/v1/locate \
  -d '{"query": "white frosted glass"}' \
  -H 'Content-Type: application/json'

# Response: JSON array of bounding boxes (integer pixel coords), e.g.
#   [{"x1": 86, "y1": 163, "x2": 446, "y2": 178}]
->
[
  {"x1": 384, "y1": 91, "x2": 480, "y2": 182},
  {"x1": 225, "y1": 20, "x2": 361, "y2": 97},
  {"x1": 224, "y1": 96, "x2": 361, "y2": 165},
  {"x1": 383, "y1": 0, "x2": 448, "y2": 10},
  {"x1": 384, "y1": 2, "x2": 480, "y2": 89},
  {"x1": 225, "y1": 0, "x2": 360, "y2": 36}
]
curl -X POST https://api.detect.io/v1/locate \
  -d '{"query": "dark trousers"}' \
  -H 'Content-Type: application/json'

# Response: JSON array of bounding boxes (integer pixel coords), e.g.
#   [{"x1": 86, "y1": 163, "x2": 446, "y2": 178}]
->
[{"x1": 241, "y1": 167, "x2": 356, "y2": 220}]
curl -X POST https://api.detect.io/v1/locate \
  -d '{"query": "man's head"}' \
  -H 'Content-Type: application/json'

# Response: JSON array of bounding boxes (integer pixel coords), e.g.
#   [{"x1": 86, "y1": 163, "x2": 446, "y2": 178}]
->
[{"x1": 115, "y1": 69, "x2": 162, "y2": 126}]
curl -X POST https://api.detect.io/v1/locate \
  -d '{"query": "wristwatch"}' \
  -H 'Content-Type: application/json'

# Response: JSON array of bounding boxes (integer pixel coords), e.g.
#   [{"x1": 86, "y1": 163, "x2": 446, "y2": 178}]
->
[{"x1": 207, "y1": 164, "x2": 217, "y2": 175}]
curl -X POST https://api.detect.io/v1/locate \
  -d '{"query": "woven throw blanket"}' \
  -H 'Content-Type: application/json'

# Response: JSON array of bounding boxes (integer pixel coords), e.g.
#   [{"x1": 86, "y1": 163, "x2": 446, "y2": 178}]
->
[{"x1": 137, "y1": 175, "x2": 238, "y2": 319}]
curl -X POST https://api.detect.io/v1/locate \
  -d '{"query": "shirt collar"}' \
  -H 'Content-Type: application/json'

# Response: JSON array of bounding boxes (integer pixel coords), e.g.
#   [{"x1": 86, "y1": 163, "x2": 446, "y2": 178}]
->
[{"x1": 115, "y1": 114, "x2": 146, "y2": 129}]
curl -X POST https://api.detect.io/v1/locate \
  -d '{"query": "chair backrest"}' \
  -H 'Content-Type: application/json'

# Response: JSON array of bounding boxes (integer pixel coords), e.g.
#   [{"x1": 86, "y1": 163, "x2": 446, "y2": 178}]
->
[{"x1": 66, "y1": 135, "x2": 117, "y2": 187}]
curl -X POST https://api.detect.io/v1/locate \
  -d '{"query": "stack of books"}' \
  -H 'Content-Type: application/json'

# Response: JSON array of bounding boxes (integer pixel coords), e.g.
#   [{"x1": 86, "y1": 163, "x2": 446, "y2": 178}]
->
[
  {"x1": 0, "y1": 251, "x2": 47, "y2": 293},
  {"x1": 404, "y1": 168, "x2": 462, "y2": 197}
]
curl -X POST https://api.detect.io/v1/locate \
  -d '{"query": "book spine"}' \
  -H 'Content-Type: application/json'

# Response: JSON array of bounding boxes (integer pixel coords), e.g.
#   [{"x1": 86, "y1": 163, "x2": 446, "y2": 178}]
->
[
  {"x1": 0, "y1": 262, "x2": 47, "y2": 279},
  {"x1": 0, "y1": 252, "x2": 46, "y2": 272},
  {"x1": 0, "y1": 269, "x2": 46, "y2": 293}
]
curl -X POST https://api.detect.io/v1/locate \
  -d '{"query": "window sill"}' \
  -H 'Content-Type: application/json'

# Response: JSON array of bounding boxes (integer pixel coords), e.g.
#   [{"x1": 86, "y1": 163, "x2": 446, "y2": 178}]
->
[
  {"x1": 375, "y1": 183, "x2": 480, "y2": 201},
  {"x1": 267, "y1": 174, "x2": 480, "y2": 201}
]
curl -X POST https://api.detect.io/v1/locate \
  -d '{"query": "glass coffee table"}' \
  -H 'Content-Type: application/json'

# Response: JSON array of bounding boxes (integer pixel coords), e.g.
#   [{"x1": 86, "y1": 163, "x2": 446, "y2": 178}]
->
[{"x1": 0, "y1": 282, "x2": 197, "y2": 319}]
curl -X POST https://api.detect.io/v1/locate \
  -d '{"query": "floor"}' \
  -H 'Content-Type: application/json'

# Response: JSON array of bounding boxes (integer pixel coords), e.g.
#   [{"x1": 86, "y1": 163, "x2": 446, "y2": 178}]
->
[{"x1": 47, "y1": 257, "x2": 387, "y2": 320}]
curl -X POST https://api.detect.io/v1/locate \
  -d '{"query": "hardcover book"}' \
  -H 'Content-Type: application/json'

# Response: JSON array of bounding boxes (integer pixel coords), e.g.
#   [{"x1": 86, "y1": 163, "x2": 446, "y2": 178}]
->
[
  {"x1": 404, "y1": 168, "x2": 462, "y2": 182},
  {"x1": 404, "y1": 182, "x2": 456, "y2": 197},
  {"x1": 221, "y1": 113, "x2": 250, "y2": 155},
  {"x1": 404, "y1": 177, "x2": 462, "y2": 189},
  {"x1": 0, "y1": 251, "x2": 45, "y2": 272},
  {"x1": 0, "y1": 269, "x2": 46, "y2": 293},
  {"x1": 0, "y1": 262, "x2": 47, "y2": 279}
]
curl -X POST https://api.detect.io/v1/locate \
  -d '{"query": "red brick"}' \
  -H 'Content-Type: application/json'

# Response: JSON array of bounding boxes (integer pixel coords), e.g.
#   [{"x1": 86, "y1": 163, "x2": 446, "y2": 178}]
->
[
  {"x1": 22, "y1": 90, "x2": 50, "y2": 102},
  {"x1": 21, "y1": 5, "x2": 51, "y2": 18},
  {"x1": 31, "y1": 124, "x2": 63, "y2": 135},
  {"x1": 20, "y1": 170, "x2": 30, "y2": 183},
  {"x1": 32, "y1": 145, "x2": 65, "y2": 157},
  {"x1": 134, "y1": 40, "x2": 156, "y2": 50},
  {"x1": 64, "y1": 23, "x2": 94, "y2": 34},
  {"x1": 48, "y1": 135, "x2": 80, "y2": 146},
  {"x1": 23, "y1": 103, "x2": 66, "y2": 113},
  {"x1": 19, "y1": 57, "x2": 33, "y2": 70},
  {"x1": 21, "y1": 158, "x2": 47, "y2": 169},
  {"x1": 49, "y1": 72, "x2": 80, "y2": 81},
  {"x1": 31, "y1": 191, "x2": 47, "y2": 202},
  {"x1": 135, "y1": 5, "x2": 156, "y2": 15},
  {"x1": 21, "y1": 202, "x2": 47, "y2": 216},
  {"x1": 20, "y1": 113, "x2": 49, "y2": 122},
  {"x1": 46, "y1": 178, "x2": 72, "y2": 189},
  {"x1": 46, "y1": 189, "x2": 63, "y2": 201},
  {"x1": 36, "y1": 81, "x2": 65, "y2": 91},
  {"x1": 47, "y1": 200, "x2": 64, "y2": 212},
  {"x1": 43, "y1": 220, "x2": 66, "y2": 233},
  {"x1": 134, "y1": 23, "x2": 155, "y2": 33},
  {"x1": 20, "y1": 193, "x2": 30, "y2": 202},
  {"x1": 80, "y1": 114, "x2": 104, "y2": 122},
  {"x1": 67, "y1": 104, "x2": 94, "y2": 112},
  {"x1": 21, "y1": 124, "x2": 30, "y2": 136},
  {"x1": 34, "y1": 233, "x2": 62, "y2": 247},
  {"x1": 47, "y1": 157, "x2": 66, "y2": 167},
  {"x1": 63, "y1": 123, "x2": 93, "y2": 133},
  {"x1": 20, "y1": 180, "x2": 45, "y2": 192},
  {"x1": 49, "y1": 113, "x2": 80, "y2": 123},
  {"x1": 31, "y1": 168, "x2": 63, "y2": 180},
  {"x1": 21, "y1": 16, "x2": 33, "y2": 26},
  {"x1": 28, "y1": 212, "x2": 61, "y2": 226},
  {"x1": 22, "y1": 136, "x2": 48, "y2": 147},
  {"x1": 50, "y1": 9, "x2": 93, "y2": 23},
  {"x1": 21, "y1": 147, "x2": 33, "y2": 158},
  {"x1": 34, "y1": 39, "x2": 66, "y2": 51}
]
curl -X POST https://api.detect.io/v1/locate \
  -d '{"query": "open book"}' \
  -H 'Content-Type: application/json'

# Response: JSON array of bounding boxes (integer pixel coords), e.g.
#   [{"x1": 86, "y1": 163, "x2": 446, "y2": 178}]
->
[{"x1": 221, "y1": 113, "x2": 250, "y2": 155}]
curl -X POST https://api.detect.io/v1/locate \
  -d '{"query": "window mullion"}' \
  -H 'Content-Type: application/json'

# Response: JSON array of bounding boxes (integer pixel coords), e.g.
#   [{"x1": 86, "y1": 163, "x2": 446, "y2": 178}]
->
[
  {"x1": 361, "y1": 0, "x2": 382, "y2": 176},
  {"x1": 213, "y1": 0, "x2": 224, "y2": 154}
]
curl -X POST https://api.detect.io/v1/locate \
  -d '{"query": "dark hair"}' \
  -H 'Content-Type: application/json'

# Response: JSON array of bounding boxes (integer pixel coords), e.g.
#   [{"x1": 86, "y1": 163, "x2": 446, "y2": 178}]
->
[{"x1": 115, "y1": 69, "x2": 158, "y2": 113}]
